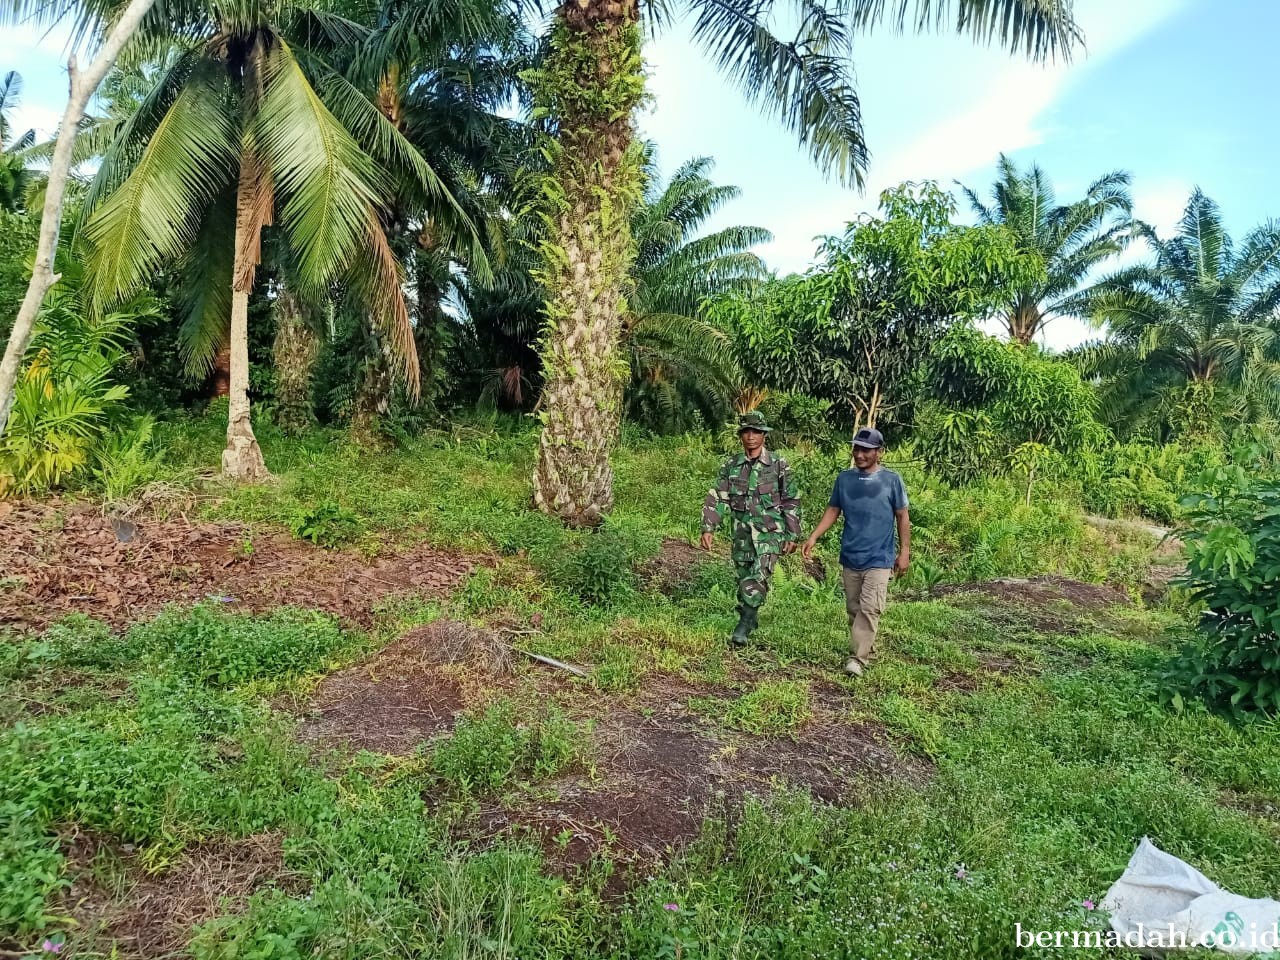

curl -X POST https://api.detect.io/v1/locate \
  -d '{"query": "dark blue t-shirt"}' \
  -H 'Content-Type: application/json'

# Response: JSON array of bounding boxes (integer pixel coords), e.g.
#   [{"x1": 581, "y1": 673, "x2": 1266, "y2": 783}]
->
[{"x1": 828, "y1": 468, "x2": 909, "y2": 570}]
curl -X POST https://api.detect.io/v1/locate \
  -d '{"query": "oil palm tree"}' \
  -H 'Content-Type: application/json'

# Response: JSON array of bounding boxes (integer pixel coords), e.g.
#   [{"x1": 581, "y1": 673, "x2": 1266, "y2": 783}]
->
[
  {"x1": 1074, "y1": 189, "x2": 1280, "y2": 442},
  {"x1": 337, "y1": 1, "x2": 532, "y2": 428},
  {"x1": 0, "y1": 71, "x2": 37, "y2": 211},
  {"x1": 531, "y1": 0, "x2": 1082, "y2": 525},
  {"x1": 960, "y1": 154, "x2": 1132, "y2": 345},
  {"x1": 624, "y1": 153, "x2": 768, "y2": 432},
  {"x1": 78, "y1": 0, "x2": 467, "y2": 477}
]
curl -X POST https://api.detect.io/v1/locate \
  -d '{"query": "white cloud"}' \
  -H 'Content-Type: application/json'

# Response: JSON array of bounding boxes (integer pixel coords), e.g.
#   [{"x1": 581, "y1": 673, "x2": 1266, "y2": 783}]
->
[{"x1": 866, "y1": 0, "x2": 1190, "y2": 195}]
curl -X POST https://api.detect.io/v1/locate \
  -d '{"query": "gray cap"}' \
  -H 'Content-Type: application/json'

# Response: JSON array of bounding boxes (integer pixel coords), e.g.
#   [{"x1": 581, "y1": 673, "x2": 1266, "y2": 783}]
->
[{"x1": 852, "y1": 427, "x2": 885, "y2": 449}]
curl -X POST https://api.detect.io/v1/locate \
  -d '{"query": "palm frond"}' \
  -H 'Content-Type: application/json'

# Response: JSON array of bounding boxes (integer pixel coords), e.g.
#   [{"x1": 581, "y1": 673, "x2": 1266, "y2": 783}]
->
[
  {"x1": 255, "y1": 39, "x2": 383, "y2": 292},
  {"x1": 687, "y1": 0, "x2": 868, "y2": 185},
  {"x1": 346, "y1": 211, "x2": 421, "y2": 398},
  {"x1": 847, "y1": 0, "x2": 1081, "y2": 61},
  {"x1": 81, "y1": 66, "x2": 237, "y2": 309},
  {"x1": 77, "y1": 47, "x2": 203, "y2": 225},
  {"x1": 175, "y1": 187, "x2": 234, "y2": 374}
]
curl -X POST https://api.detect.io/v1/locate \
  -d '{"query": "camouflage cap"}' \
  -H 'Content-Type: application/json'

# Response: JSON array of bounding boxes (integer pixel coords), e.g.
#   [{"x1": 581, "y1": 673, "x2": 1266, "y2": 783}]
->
[{"x1": 737, "y1": 411, "x2": 771, "y2": 434}]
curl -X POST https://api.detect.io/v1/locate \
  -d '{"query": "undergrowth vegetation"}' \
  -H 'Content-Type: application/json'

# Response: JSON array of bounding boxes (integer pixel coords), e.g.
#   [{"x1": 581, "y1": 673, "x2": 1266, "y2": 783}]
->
[{"x1": 1, "y1": 419, "x2": 1278, "y2": 957}]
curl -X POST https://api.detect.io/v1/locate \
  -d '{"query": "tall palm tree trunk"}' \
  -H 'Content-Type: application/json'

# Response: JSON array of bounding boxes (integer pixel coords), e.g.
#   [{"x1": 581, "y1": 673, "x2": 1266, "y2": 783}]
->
[
  {"x1": 222, "y1": 151, "x2": 270, "y2": 480},
  {"x1": 273, "y1": 287, "x2": 318, "y2": 433},
  {"x1": 530, "y1": 0, "x2": 645, "y2": 527}
]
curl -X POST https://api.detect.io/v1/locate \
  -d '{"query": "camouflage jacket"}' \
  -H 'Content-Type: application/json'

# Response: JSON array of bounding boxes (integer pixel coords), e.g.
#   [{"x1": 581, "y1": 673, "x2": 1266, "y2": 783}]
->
[{"x1": 701, "y1": 449, "x2": 803, "y2": 540}]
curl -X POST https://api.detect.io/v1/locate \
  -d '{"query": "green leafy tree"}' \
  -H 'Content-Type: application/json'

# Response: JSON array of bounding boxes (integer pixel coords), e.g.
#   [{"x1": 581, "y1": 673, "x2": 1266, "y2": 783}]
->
[
  {"x1": 1075, "y1": 189, "x2": 1280, "y2": 443},
  {"x1": 922, "y1": 325, "x2": 1106, "y2": 496},
  {"x1": 625, "y1": 154, "x2": 768, "y2": 433},
  {"x1": 1166, "y1": 459, "x2": 1280, "y2": 716},
  {"x1": 961, "y1": 154, "x2": 1132, "y2": 345},
  {"x1": 712, "y1": 182, "x2": 1045, "y2": 445},
  {"x1": 0, "y1": 0, "x2": 160, "y2": 441},
  {"x1": 528, "y1": 0, "x2": 1081, "y2": 525},
  {"x1": 78, "y1": 0, "x2": 466, "y2": 478}
]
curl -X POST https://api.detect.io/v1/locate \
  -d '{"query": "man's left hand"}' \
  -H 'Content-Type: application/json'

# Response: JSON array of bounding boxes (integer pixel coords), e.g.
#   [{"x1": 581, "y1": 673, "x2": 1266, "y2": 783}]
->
[
  {"x1": 783, "y1": 541, "x2": 797, "y2": 555},
  {"x1": 893, "y1": 551, "x2": 910, "y2": 577}
]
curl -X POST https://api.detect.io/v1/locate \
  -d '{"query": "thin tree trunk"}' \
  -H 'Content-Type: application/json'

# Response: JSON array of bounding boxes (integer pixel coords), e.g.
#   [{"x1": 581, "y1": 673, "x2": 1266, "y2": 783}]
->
[
  {"x1": 272, "y1": 288, "x2": 318, "y2": 434},
  {"x1": 0, "y1": 0, "x2": 159, "y2": 437},
  {"x1": 221, "y1": 150, "x2": 271, "y2": 480},
  {"x1": 531, "y1": 0, "x2": 645, "y2": 527}
]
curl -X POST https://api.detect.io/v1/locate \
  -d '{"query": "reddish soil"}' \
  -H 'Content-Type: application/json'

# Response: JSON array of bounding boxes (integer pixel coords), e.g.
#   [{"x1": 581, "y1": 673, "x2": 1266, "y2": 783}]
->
[
  {"x1": 294, "y1": 620, "x2": 510, "y2": 755},
  {"x1": 55, "y1": 829, "x2": 299, "y2": 958},
  {"x1": 0, "y1": 500, "x2": 475, "y2": 632}
]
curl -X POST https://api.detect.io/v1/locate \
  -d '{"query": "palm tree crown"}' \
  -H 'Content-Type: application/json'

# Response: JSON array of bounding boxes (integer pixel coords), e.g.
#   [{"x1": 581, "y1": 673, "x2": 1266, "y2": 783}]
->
[
  {"x1": 625, "y1": 153, "x2": 770, "y2": 432},
  {"x1": 1074, "y1": 189, "x2": 1280, "y2": 441},
  {"x1": 962, "y1": 153, "x2": 1132, "y2": 345},
  {"x1": 0, "y1": 71, "x2": 37, "y2": 211}
]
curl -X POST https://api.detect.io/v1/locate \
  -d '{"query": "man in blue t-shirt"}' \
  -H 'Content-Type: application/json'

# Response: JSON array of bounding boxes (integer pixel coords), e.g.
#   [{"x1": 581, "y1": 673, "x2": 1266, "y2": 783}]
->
[{"x1": 802, "y1": 427, "x2": 911, "y2": 677}]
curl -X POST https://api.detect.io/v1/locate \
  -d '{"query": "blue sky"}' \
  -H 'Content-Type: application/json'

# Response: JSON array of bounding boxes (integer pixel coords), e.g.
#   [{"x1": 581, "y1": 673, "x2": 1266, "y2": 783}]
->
[
  {"x1": 639, "y1": 0, "x2": 1276, "y2": 347},
  {"x1": 3, "y1": 0, "x2": 1273, "y2": 349}
]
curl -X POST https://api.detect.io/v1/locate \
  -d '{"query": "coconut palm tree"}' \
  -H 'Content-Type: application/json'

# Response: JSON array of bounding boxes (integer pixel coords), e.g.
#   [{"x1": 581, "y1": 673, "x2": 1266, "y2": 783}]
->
[
  {"x1": 0, "y1": 71, "x2": 37, "y2": 212},
  {"x1": 531, "y1": 0, "x2": 1082, "y2": 525},
  {"x1": 78, "y1": 0, "x2": 468, "y2": 478},
  {"x1": 624, "y1": 153, "x2": 768, "y2": 432},
  {"x1": 1074, "y1": 189, "x2": 1280, "y2": 442},
  {"x1": 962, "y1": 154, "x2": 1132, "y2": 345}
]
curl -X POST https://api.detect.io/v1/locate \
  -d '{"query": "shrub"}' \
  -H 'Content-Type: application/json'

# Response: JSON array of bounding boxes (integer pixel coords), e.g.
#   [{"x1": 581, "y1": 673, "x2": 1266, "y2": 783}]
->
[
  {"x1": 548, "y1": 527, "x2": 637, "y2": 606},
  {"x1": 288, "y1": 500, "x2": 362, "y2": 548},
  {"x1": 0, "y1": 288, "x2": 158, "y2": 497},
  {"x1": 429, "y1": 700, "x2": 588, "y2": 794},
  {"x1": 1165, "y1": 465, "x2": 1280, "y2": 715}
]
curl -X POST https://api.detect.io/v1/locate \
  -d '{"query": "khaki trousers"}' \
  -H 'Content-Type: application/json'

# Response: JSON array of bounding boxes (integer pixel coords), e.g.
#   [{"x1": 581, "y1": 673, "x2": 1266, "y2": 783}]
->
[{"x1": 841, "y1": 567, "x2": 891, "y2": 665}]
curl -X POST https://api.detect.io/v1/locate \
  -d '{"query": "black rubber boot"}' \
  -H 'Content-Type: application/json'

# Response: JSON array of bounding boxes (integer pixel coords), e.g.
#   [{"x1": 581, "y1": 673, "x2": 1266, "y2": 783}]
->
[{"x1": 730, "y1": 606, "x2": 758, "y2": 647}]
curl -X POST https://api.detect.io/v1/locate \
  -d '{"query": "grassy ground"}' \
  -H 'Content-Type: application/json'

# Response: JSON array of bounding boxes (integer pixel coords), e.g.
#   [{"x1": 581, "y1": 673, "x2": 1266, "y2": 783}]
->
[{"x1": 3, "y1": 413, "x2": 1278, "y2": 958}]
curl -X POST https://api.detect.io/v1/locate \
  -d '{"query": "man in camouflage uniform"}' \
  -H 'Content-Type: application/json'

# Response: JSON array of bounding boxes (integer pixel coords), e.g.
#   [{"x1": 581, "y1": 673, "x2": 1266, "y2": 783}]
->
[{"x1": 700, "y1": 411, "x2": 803, "y2": 646}]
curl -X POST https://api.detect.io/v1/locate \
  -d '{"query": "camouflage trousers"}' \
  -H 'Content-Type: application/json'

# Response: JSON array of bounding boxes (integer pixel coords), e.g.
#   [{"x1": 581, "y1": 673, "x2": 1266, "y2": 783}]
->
[{"x1": 730, "y1": 520, "x2": 783, "y2": 610}]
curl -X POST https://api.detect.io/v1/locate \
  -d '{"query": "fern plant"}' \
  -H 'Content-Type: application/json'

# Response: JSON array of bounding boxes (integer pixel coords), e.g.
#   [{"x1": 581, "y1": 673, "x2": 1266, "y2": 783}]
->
[{"x1": 0, "y1": 283, "x2": 156, "y2": 496}]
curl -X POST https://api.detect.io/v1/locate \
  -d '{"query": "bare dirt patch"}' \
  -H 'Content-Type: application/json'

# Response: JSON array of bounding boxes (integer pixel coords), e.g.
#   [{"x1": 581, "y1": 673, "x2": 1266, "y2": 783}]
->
[
  {"x1": 0, "y1": 500, "x2": 475, "y2": 632},
  {"x1": 56, "y1": 830, "x2": 298, "y2": 958},
  {"x1": 294, "y1": 620, "x2": 509, "y2": 755},
  {"x1": 481, "y1": 681, "x2": 931, "y2": 877}
]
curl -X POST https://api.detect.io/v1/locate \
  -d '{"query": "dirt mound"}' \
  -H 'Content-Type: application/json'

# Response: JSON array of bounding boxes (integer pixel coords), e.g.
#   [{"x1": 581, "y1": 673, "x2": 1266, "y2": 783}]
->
[
  {"x1": 293, "y1": 621, "x2": 511, "y2": 755},
  {"x1": 486, "y1": 688, "x2": 930, "y2": 874},
  {"x1": 55, "y1": 830, "x2": 297, "y2": 958},
  {"x1": 0, "y1": 500, "x2": 475, "y2": 632},
  {"x1": 637, "y1": 538, "x2": 712, "y2": 595},
  {"x1": 932, "y1": 575, "x2": 1130, "y2": 618}
]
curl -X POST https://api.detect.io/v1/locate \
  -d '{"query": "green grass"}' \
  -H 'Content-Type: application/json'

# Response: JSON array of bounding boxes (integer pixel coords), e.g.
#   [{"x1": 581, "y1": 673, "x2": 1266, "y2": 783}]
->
[{"x1": 3, "y1": 413, "x2": 1273, "y2": 958}]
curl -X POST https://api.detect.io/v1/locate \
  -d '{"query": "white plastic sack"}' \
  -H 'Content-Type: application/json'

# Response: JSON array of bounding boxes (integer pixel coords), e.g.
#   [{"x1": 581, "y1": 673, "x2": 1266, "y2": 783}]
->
[{"x1": 1101, "y1": 837, "x2": 1280, "y2": 956}]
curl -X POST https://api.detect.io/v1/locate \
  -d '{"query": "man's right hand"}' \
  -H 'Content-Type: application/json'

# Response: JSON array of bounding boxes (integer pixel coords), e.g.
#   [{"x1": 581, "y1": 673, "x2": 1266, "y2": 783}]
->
[
  {"x1": 800, "y1": 539, "x2": 816, "y2": 561},
  {"x1": 699, "y1": 531, "x2": 714, "y2": 551}
]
